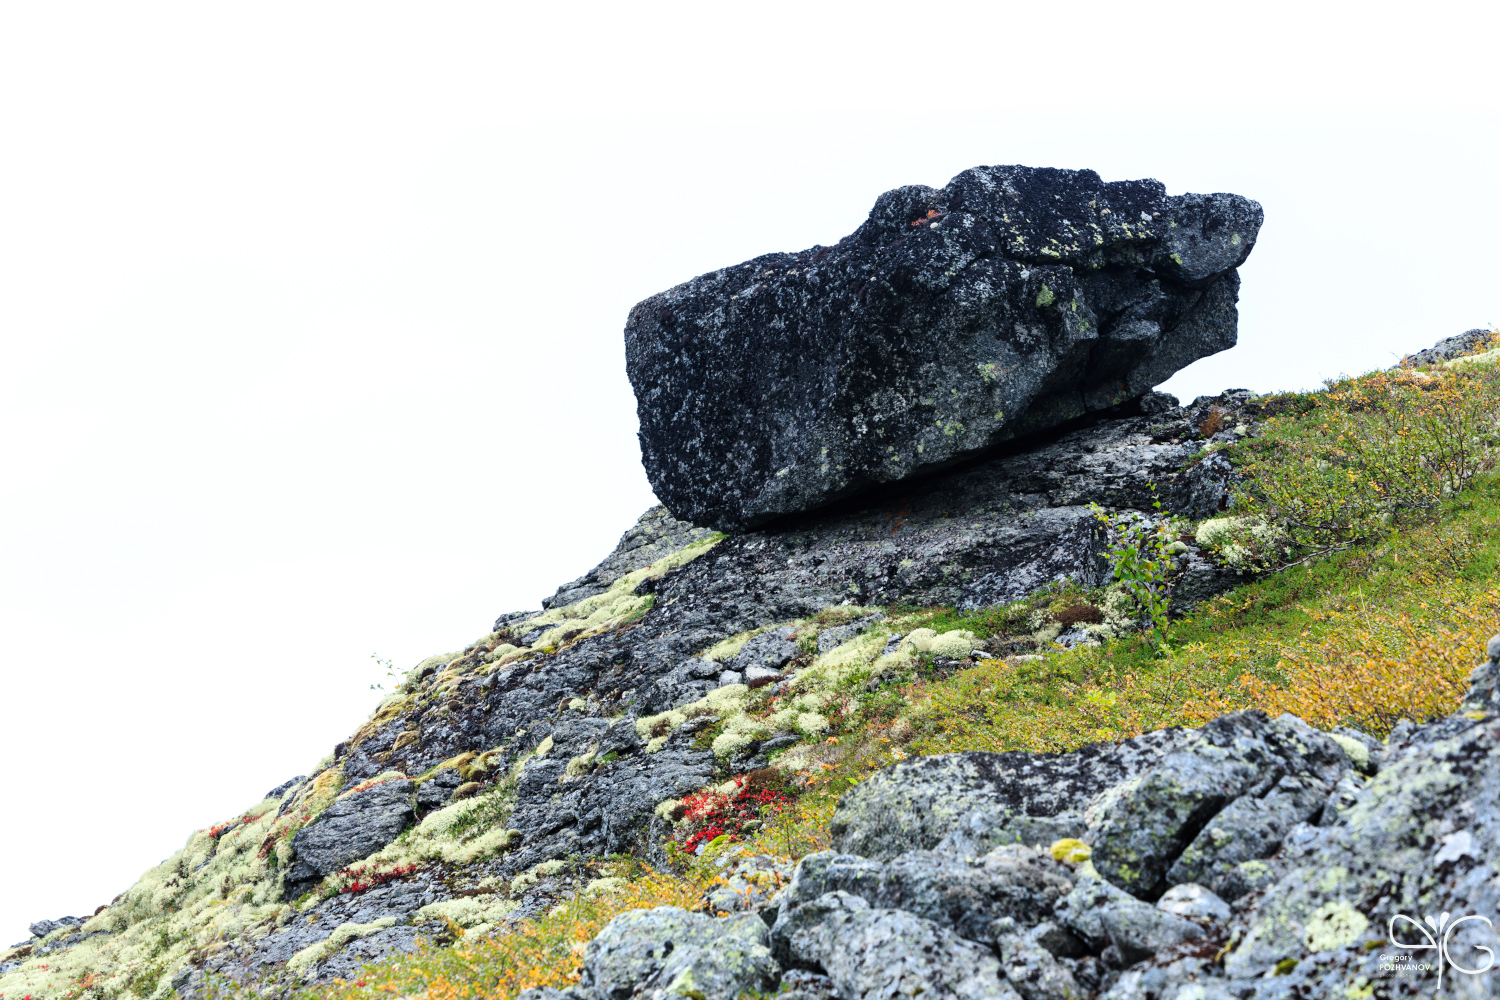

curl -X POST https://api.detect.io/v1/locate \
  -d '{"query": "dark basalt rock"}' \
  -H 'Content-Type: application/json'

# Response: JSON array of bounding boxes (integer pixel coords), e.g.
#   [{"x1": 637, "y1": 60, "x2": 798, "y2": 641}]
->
[
  {"x1": 626, "y1": 164, "x2": 1262, "y2": 531},
  {"x1": 540, "y1": 505, "x2": 715, "y2": 610},
  {"x1": 284, "y1": 781, "x2": 416, "y2": 900}
]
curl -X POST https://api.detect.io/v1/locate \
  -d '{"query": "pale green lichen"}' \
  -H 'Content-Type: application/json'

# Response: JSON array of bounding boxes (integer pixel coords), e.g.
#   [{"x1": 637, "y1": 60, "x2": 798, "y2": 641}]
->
[
  {"x1": 0, "y1": 792, "x2": 295, "y2": 999},
  {"x1": 562, "y1": 747, "x2": 599, "y2": 782},
  {"x1": 511, "y1": 534, "x2": 724, "y2": 649},
  {"x1": 510, "y1": 859, "x2": 569, "y2": 895},
  {"x1": 1443, "y1": 346, "x2": 1500, "y2": 369},
  {"x1": 416, "y1": 895, "x2": 518, "y2": 929},
  {"x1": 1303, "y1": 901, "x2": 1369, "y2": 952},
  {"x1": 1328, "y1": 734, "x2": 1370, "y2": 772},
  {"x1": 1195, "y1": 516, "x2": 1287, "y2": 569},
  {"x1": 791, "y1": 628, "x2": 890, "y2": 692},
  {"x1": 1317, "y1": 866, "x2": 1349, "y2": 892},
  {"x1": 362, "y1": 788, "x2": 519, "y2": 869},
  {"x1": 287, "y1": 918, "x2": 396, "y2": 978},
  {"x1": 902, "y1": 627, "x2": 977, "y2": 659}
]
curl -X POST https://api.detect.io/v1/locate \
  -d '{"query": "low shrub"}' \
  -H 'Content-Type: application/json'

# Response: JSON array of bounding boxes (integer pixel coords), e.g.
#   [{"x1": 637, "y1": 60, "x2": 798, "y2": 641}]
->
[{"x1": 1231, "y1": 344, "x2": 1500, "y2": 562}]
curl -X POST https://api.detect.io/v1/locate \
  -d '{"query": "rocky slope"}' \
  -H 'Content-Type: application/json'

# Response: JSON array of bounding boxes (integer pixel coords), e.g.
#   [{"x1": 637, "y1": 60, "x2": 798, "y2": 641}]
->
[
  {"x1": 0, "y1": 381, "x2": 1267, "y2": 1000},
  {"x1": 519, "y1": 664, "x2": 1500, "y2": 1000},
  {"x1": 7, "y1": 355, "x2": 1496, "y2": 999}
]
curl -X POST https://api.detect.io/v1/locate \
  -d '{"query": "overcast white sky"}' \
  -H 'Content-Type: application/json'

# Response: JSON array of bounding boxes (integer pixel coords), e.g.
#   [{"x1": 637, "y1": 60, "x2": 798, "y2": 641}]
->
[{"x1": 1, "y1": 1, "x2": 1496, "y2": 943}]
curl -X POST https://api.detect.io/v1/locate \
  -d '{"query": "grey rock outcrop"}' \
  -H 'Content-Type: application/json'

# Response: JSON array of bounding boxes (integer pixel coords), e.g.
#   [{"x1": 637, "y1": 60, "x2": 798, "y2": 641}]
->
[
  {"x1": 771, "y1": 889, "x2": 872, "y2": 970},
  {"x1": 995, "y1": 923, "x2": 1083, "y2": 1000},
  {"x1": 1222, "y1": 713, "x2": 1500, "y2": 990},
  {"x1": 1460, "y1": 633, "x2": 1500, "y2": 716},
  {"x1": 1056, "y1": 875, "x2": 1204, "y2": 963},
  {"x1": 266, "y1": 776, "x2": 306, "y2": 800},
  {"x1": 780, "y1": 894, "x2": 1021, "y2": 1000},
  {"x1": 1155, "y1": 883, "x2": 1231, "y2": 923},
  {"x1": 626, "y1": 164, "x2": 1261, "y2": 531},
  {"x1": 1090, "y1": 712, "x2": 1350, "y2": 900},
  {"x1": 1403, "y1": 327, "x2": 1494, "y2": 367},
  {"x1": 27, "y1": 917, "x2": 80, "y2": 940},
  {"x1": 284, "y1": 781, "x2": 416, "y2": 899},
  {"x1": 830, "y1": 728, "x2": 1192, "y2": 859},
  {"x1": 734, "y1": 626, "x2": 800, "y2": 677},
  {"x1": 639, "y1": 657, "x2": 719, "y2": 714},
  {"x1": 1162, "y1": 773, "x2": 1329, "y2": 899},
  {"x1": 778, "y1": 847, "x2": 1073, "y2": 944},
  {"x1": 816, "y1": 612, "x2": 886, "y2": 653},
  {"x1": 539, "y1": 505, "x2": 715, "y2": 610},
  {"x1": 579, "y1": 906, "x2": 777, "y2": 1000}
]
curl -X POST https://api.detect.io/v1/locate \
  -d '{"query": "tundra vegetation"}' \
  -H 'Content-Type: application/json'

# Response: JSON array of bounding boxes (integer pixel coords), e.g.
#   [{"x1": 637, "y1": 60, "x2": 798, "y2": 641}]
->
[{"x1": 5, "y1": 334, "x2": 1500, "y2": 1000}]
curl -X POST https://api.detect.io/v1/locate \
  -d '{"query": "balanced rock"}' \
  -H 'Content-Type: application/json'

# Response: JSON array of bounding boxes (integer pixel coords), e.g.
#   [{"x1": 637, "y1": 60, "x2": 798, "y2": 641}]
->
[{"x1": 626, "y1": 164, "x2": 1262, "y2": 531}]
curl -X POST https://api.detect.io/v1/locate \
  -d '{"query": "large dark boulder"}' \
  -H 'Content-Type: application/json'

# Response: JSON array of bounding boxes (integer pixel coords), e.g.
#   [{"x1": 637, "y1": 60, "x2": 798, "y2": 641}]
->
[{"x1": 626, "y1": 164, "x2": 1262, "y2": 531}]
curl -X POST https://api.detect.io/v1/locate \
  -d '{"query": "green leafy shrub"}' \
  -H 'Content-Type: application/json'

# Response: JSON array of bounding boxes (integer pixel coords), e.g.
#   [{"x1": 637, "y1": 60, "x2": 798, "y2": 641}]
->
[
  {"x1": 1092, "y1": 500, "x2": 1179, "y2": 655},
  {"x1": 1232, "y1": 344, "x2": 1500, "y2": 562}
]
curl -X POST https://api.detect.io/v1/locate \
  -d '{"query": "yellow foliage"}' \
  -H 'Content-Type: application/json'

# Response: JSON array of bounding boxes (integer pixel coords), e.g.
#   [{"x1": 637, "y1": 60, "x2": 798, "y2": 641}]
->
[
  {"x1": 1184, "y1": 584, "x2": 1493, "y2": 733},
  {"x1": 314, "y1": 868, "x2": 713, "y2": 1000}
]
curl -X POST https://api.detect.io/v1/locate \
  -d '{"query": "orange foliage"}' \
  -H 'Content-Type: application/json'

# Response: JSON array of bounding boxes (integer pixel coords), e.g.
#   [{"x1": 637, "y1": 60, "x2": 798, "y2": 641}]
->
[
  {"x1": 1184, "y1": 585, "x2": 1498, "y2": 733},
  {"x1": 313, "y1": 868, "x2": 712, "y2": 1000}
]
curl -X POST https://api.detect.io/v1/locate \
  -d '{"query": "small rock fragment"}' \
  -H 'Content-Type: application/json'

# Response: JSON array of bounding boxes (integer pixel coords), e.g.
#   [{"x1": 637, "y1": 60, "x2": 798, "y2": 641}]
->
[{"x1": 1157, "y1": 883, "x2": 1232, "y2": 923}]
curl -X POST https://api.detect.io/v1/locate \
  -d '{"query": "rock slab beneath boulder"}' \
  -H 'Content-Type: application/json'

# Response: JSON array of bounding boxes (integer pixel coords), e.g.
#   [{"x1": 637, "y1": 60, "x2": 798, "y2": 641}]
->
[{"x1": 626, "y1": 164, "x2": 1262, "y2": 531}]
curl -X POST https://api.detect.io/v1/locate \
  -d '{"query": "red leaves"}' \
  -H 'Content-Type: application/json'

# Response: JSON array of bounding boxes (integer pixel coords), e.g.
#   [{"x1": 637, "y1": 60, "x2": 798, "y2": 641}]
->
[
  {"x1": 334, "y1": 863, "x2": 418, "y2": 895},
  {"x1": 205, "y1": 812, "x2": 256, "y2": 839},
  {"x1": 677, "y1": 776, "x2": 792, "y2": 854}
]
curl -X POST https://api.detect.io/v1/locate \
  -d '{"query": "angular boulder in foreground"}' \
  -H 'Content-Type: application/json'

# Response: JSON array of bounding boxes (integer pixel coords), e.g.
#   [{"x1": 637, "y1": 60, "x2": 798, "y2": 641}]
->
[{"x1": 626, "y1": 164, "x2": 1262, "y2": 531}]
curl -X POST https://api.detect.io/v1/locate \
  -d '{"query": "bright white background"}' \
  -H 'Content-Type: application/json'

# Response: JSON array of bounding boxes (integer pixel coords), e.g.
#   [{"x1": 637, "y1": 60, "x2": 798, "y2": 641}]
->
[{"x1": 1, "y1": 1, "x2": 1495, "y2": 942}]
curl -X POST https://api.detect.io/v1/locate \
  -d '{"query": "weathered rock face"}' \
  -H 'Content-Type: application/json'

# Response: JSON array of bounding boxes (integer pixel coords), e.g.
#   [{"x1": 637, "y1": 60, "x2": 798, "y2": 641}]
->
[
  {"x1": 1222, "y1": 713, "x2": 1500, "y2": 990},
  {"x1": 1089, "y1": 712, "x2": 1350, "y2": 900},
  {"x1": 579, "y1": 907, "x2": 778, "y2": 1000},
  {"x1": 541, "y1": 506, "x2": 715, "y2": 610},
  {"x1": 775, "y1": 847, "x2": 1073, "y2": 945},
  {"x1": 829, "y1": 728, "x2": 1193, "y2": 860},
  {"x1": 284, "y1": 781, "x2": 416, "y2": 899},
  {"x1": 626, "y1": 164, "x2": 1262, "y2": 531},
  {"x1": 774, "y1": 892, "x2": 1020, "y2": 1000}
]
